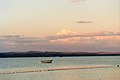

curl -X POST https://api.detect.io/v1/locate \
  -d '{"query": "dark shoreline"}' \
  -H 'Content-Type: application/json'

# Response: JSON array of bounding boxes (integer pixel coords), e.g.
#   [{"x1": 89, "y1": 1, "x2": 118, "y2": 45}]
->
[{"x1": 0, "y1": 51, "x2": 120, "y2": 58}]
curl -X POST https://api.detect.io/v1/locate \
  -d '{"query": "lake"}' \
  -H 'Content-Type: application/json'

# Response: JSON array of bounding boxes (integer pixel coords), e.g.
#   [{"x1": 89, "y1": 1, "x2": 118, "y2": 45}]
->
[{"x1": 0, "y1": 56, "x2": 120, "y2": 80}]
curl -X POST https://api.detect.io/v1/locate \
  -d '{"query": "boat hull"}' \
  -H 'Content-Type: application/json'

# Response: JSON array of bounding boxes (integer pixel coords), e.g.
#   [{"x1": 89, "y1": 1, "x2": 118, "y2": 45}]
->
[{"x1": 41, "y1": 60, "x2": 53, "y2": 63}]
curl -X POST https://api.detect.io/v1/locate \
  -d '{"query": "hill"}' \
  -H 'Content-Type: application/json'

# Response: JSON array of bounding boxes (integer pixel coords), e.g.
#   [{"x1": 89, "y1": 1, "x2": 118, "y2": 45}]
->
[{"x1": 0, "y1": 51, "x2": 120, "y2": 58}]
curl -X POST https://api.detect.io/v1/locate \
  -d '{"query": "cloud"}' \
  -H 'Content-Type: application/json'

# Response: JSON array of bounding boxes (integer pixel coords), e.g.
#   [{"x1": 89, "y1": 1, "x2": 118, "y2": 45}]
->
[
  {"x1": 77, "y1": 21, "x2": 92, "y2": 23},
  {"x1": 0, "y1": 35, "x2": 47, "y2": 44},
  {"x1": 49, "y1": 33, "x2": 120, "y2": 52},
  {"x1": 49, "y1": 31, "x2": 120, "y2": 42},
  {"x1": 50, "y1": 35, "x2": 120, "y2": 44},
  {"x1": 50, "y1": 31, "x2": 120, "y2": 45},
  {"x1": 2, "y1": 35, "x2": 21, "y2": 38},
  {"x1": 72, "y1": 0, "x2": 81, "y2": 2},
  {"x1": 72, "y1": 0, "x2": 86, "y2": 2},
  {"x1": 0, "y1": 31, "x2": 119, "y2": 44},
  {"x1": 0, "y1": 30, "x2": 120, "y2": 52},
  {"x1": 57, "y1": 29, "x2": 77, "y2": 36},
  {"x1": 50, "y1": 37, "x2": 84, "y2": 44}
]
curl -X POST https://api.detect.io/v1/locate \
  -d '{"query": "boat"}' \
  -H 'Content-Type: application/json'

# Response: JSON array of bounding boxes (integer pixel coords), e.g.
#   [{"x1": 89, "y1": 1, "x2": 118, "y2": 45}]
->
[{"x1": 41, "y1": 60, "x2": 53, "y2": 63}]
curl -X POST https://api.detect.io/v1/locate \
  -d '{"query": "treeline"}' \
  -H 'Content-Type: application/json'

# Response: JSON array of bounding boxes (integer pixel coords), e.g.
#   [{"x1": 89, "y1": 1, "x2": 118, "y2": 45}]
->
[{"x1": 0, "y1": 51, "x2": 120, "y2": 58}]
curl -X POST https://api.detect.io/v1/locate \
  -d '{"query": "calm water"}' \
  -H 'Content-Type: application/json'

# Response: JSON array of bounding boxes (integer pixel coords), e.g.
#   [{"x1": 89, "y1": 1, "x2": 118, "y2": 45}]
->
[{"x1": 0, "y1": 56, "x2": 120, "y2": 80}]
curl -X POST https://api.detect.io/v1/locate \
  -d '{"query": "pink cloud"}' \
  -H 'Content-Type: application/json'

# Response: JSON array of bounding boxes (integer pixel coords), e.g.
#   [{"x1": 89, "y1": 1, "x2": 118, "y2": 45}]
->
[
  {"x1": 50, "y1": 35, "x2": 120, "y2": 45},
  {"x1": 50, "y1": 37, "x2": 92, "y2": 44},
  {"x1": 57, "y1": 29, "x2": 77, "y2": 36},
  {"x1": 0, "y1": 30, "x2": 120, "y2": 52},
  {"x1": 95, "y1": 36, "x2": 120, "y2": 40},
  {"x1": 50, "y1": 37, "x2": 81, "y2": 44}
]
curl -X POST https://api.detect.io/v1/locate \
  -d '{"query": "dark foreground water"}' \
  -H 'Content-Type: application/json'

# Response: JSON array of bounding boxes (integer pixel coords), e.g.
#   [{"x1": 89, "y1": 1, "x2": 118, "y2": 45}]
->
[{"x1": 0, "y1": 56, "x2": 120, "y2": 80}]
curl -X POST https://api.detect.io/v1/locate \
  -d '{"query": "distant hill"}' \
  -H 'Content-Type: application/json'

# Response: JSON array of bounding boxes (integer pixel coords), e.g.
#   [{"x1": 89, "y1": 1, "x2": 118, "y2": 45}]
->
[{"x1": 0, "y1": 51, "x2": 120, "y2": 58}]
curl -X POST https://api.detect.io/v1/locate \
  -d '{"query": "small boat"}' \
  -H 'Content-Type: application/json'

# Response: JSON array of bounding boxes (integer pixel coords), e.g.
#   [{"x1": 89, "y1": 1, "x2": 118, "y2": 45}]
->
[{"x1": 41, "y1": 60, "x2": 53, "y2": 63}]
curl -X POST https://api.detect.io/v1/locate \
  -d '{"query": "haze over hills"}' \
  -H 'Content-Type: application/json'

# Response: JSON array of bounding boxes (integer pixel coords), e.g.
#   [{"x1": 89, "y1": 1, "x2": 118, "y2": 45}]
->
[{"x1": 0, "y1": 51, "x2": 120, "y2": 58}]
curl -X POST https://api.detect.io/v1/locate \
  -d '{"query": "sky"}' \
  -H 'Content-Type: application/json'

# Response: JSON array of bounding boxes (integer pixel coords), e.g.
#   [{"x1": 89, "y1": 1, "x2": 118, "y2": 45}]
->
[{"x1": 0, "y1": 0, "x2": 120, "y2": 52}]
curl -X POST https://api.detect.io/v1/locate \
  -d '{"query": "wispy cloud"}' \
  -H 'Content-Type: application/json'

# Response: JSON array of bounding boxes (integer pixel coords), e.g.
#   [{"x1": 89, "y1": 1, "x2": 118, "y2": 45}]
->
[
  {"x1": 72, "y1": 0, "x2": 86, "y2": 2},
  {"x1": 77, "y1": 21, "x2": 92, "y2": 23}
]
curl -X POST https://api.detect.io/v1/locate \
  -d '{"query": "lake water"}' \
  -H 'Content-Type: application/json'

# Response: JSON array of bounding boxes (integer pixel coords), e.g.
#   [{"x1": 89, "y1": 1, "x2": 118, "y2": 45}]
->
[{"x1": 0, "y1": 56, "x2": 120, "y2": 80}]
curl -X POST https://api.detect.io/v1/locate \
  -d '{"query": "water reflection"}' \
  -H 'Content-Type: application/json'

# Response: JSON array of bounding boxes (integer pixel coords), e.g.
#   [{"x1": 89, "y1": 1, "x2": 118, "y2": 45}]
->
[{"x1": 0, "y1": 56, "x2": 120, "y2": 80}]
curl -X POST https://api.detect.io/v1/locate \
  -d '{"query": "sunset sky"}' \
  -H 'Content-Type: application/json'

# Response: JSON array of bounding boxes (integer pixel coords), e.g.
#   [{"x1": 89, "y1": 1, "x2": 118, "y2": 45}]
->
[{"x1": 0, "y1": 0, "x2": 120, "y2": 52}]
